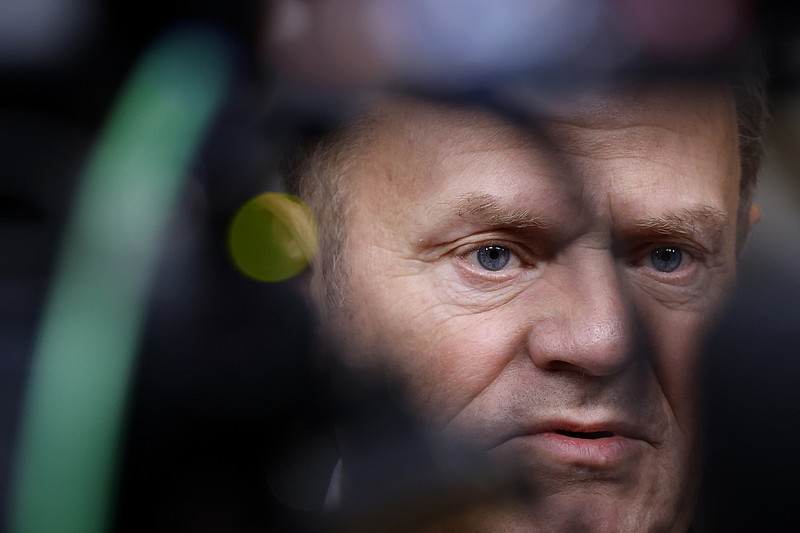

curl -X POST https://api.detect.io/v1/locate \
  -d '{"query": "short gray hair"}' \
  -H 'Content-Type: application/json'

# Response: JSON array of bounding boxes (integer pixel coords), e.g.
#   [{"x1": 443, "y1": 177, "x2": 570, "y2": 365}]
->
[{"x1": 281, "y1": 110, "x2": 378, "y2": 315}]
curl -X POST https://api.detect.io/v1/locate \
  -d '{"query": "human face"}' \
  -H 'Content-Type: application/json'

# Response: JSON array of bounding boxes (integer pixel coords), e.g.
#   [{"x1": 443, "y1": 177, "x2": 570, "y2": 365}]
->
[{"x1": 323, "y1": 87, "x2": 741, "y2": 532}]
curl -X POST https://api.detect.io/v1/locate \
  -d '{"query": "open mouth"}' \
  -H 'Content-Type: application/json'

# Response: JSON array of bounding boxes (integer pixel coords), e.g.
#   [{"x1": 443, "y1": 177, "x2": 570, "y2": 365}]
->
[{"x1": 555, "y1": 429, "x2": 615, "y2": 440}]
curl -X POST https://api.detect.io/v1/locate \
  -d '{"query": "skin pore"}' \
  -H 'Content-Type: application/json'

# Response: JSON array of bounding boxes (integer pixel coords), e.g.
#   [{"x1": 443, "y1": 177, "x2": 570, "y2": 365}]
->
[{"x1": 314, "y1": 86, "x2": 746, "y2": 532}]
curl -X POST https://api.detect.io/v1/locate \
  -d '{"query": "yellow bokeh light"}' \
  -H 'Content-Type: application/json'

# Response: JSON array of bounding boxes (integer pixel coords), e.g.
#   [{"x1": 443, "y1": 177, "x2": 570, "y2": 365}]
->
[{"x1": 228, "y1": 192, "x2": 318, "y2": 282}]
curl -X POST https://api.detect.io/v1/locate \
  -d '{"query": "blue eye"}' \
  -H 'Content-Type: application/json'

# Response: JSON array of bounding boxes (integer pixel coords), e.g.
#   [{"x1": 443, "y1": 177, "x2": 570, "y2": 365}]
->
[
  {"x1": 650, "y1": 247, "x2": 682, "y2": 273},
  {"x1": 476, "y1": 245, "x2": 511, "y2": 271}
]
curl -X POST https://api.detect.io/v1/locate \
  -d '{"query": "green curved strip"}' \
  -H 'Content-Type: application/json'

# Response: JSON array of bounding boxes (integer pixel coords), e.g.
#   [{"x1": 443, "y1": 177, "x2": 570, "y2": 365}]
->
[{"x1": 8, "y1": 25, "x2": 231, "y2": 533}]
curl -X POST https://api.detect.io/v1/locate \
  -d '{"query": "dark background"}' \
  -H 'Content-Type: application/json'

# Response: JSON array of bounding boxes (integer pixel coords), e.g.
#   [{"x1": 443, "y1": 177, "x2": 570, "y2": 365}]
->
[{"x1": 2, "y1": 2, "x2": 340, "y2": 531}]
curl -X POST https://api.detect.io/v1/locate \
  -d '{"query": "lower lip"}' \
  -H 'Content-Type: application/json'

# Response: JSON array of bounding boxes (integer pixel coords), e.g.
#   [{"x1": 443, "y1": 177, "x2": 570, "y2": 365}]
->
[{"x1": 505, "y1": 432, "x2": 642, "y2": 469}]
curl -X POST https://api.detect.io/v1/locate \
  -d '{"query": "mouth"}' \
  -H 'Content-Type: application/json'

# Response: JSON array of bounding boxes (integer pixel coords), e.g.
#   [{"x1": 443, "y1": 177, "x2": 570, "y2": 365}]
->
[
  {"x1": 487, "y1": 421, "x2": 646, "y2": 471},
  {"x1": 554, "y1": 429, "x2": 616, "y2": 440}
]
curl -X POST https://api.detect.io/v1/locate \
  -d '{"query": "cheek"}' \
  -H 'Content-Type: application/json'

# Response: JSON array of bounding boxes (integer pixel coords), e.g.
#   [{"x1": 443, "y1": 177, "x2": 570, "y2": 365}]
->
[
  {"x1": 348, "y1": 271, "x2": 526, "y2": 423},
  {"x1": 410, "y1": 314, "x2": 525, "y2": 422},
  {"x1": 631, "y1": 252, "x2": 736, "y2": 421},
  {"x1": 635, "y1": 300, "x2": 710, "y2": 429}
]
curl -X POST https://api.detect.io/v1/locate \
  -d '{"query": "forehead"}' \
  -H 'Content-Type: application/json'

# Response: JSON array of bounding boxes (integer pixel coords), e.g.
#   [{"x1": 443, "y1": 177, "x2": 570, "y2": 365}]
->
[
  {"x1": 347, "y1": 86, "x2": 740, "y2": 238},
  {"x1": 362, "y1": 85, "x2": 737, "y2": 152}
]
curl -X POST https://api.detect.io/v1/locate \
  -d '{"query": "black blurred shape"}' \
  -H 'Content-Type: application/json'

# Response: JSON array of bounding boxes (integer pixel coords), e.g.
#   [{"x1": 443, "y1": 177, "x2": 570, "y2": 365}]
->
[
  {"x1": 111, "y1": 216, "x2": 337, "y2": 532},
  {"x1": 702, "y1": 265, "x2": 800, "y2": 531}
]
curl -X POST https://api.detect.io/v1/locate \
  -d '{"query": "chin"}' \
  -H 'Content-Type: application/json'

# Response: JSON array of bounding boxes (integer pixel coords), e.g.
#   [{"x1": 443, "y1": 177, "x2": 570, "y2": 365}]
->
[
  {"x1": 434, "y1": 492, "x2": 694, "y2": 533},
  {"x1": 533, "y1": 493, "x2": 692, "y2": 533},
  {"x1": 474, "y1": 429, "x2": 701, "y2": 532}
]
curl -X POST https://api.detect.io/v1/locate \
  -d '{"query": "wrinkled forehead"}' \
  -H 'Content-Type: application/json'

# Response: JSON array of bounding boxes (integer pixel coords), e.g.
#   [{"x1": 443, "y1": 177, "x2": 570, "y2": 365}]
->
[
  {"x1": 352, "y1": 84, "x2": 738, "y2": 188},
  {"x1": 368, "y1": 84, "x2": 736, "y2": 141}
]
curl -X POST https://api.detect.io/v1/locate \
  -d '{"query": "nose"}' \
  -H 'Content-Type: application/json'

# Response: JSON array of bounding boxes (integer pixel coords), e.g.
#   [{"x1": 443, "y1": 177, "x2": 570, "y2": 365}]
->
[{"x1": 528, "y1": 250, "x2": 634, "y2": 377}]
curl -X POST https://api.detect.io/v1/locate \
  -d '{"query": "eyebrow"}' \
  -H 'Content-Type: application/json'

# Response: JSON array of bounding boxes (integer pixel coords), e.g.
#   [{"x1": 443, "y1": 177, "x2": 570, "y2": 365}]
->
[
  {"x1": 629, "y1": 205, "x2": 729, "y2": 248},
  {"x1": 438, "y1": 194, "x2": 729, "y2": 249},
  {"x1": 444, "y1": 193, "x2": 551, "y2": 230}
]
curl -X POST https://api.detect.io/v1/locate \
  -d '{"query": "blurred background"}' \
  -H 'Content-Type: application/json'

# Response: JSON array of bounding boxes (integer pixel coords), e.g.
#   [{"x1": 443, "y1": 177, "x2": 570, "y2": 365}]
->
[{"x1": 2, "y1": 1, "x2": 800, "y2": 532}]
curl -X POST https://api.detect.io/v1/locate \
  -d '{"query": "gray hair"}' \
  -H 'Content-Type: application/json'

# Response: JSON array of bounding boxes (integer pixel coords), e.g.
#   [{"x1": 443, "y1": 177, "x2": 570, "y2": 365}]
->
[
  {"x1": 281, "y1": 111, "x2": 378, "y2": 316},
  {"x1": 732, "y1": 65, "x2": 771, "y2": 251}
]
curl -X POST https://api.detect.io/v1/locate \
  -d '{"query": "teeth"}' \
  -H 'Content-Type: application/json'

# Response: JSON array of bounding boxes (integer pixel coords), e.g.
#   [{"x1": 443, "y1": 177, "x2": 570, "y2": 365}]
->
[{"x1": 556, "y1": 430, "x2": 615, "y2": 439}]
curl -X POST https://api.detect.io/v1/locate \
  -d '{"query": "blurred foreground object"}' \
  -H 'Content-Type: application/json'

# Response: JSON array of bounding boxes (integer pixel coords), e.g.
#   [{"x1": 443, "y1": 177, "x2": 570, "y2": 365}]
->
[
  {"x1": 0, "y1": 0, "x2": 95, "y2": 66},
  {"x1": 699, "y1": 75, "x2": 800, "y2": 532},
  {"x1": 8, "y1": 25, "x2": 231, "y2": 533},
  {"x1": 265, "y1": 0, "x2": 755, "y2": 91},
  {"x1": 4, "y1": 0, "x2": 800, "y2": 532},
  {"x1": 260, "y1": 0, "x2": 766, "y2": 170},
  {"x1": 228, "y1": 192, "x2": 318, "y2": 282}
]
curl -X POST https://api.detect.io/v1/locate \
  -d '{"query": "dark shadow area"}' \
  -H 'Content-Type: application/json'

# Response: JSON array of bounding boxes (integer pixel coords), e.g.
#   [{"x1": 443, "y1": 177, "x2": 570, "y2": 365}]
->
[{"x1": 701, "y1": 262, "x2": 800, "y2": 531}]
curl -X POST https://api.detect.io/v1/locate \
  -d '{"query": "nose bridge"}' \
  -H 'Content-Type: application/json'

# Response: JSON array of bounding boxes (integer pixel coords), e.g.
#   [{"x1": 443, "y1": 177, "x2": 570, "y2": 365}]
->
[{"x1": 530, "y1": 248, "x2": 634, "y2": 376}]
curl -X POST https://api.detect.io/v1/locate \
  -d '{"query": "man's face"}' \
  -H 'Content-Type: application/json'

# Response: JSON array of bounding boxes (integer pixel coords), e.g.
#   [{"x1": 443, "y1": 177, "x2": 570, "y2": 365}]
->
[{"x1": 320, "y1": 87, "x2": 742, "y2": 532}]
